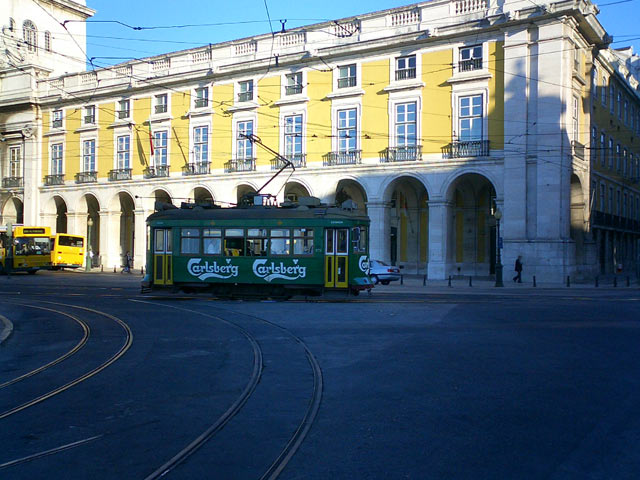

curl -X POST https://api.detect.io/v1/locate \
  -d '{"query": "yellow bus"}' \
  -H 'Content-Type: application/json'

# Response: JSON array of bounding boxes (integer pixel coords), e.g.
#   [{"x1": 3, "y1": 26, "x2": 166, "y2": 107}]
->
[
  {"x1": 51, "y1": 233, "x2": 85, "y2": 269},
  {"x1": 0, "y1": 226, "x2": 52, "y2": 274}
]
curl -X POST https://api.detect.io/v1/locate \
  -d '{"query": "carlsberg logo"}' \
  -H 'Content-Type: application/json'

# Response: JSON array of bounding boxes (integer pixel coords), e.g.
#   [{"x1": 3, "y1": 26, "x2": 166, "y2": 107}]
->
[
  {"x1": 253, "y1": 259, "x2": 307, "y2": 282},
  {"x1": 188, "y1": 258, "x2": 239, "y2": 281}
]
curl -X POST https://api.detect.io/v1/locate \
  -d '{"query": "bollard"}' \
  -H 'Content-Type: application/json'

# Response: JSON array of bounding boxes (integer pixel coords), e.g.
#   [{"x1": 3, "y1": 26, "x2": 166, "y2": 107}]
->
[
  {"x1": 141, "y1": 267, "x2": 144, "y2": 276},
  {"x1": 533, "y1": 275, "x2": 537, "y2": 288},
  {"x1": 566, "y1": 275, "x2": 570, "y2": 287},
  {"x1": 469, "y1": 276, "x2": 472, "y2": 287},
  {"x1": 400, "y1": 274, "x2": 404, "y2": 285},
  {"x1": 595, "y1": 276, "x2": 598, "y2": 287},
  {"x1": 101, "y1": 265, "x2": 104, "y2": 273},
  {"x1": 627, "y1": 276, "x2": 630, "y2": 287},
  {"x1": 423, "y1": 274, "x2": 426, "y2": 286},
  {"x1": 448, "y1": 275, "x2": 452, "y2": 287},
  {"x1": 614, "y1": 276, "x2": 617, "y2": 287},
  {"x1": 114, "y1": 266, "x2": 116, "y2": 273}
]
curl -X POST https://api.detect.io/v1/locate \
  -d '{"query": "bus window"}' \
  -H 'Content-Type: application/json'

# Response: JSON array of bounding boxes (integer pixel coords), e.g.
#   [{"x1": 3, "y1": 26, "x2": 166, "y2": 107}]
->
[
  {"x1": 269, "y1": 229, "x2": 290, "y2": 256},
  {"x1": 15, "y1": 237, "x2": 51, "y2": 255},
  {"x1": 293, "y1": 228, "x2": 314, "y2": 255},
  {"x1": 224, "y1": 228, "x2": 245, "y2": 256},
  {"x1": 58, "y1": 235, "x2": 84, "y2": 248},
  {"x1": 203, "y1": 228, "x2": 222, "y2": 255},
  {"x1": 246, "y1": 228, "x2": 267, "y2": 256}
]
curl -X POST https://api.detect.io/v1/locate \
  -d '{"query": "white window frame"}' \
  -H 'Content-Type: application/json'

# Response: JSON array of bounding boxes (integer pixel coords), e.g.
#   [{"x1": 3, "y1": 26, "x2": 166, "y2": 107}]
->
[
  {"x1": 233, "y1": 115, "x2": 256, "y2": 160},
  {"x1": 394, "y1": 101, "x2": 418, "y2": 148},
  {"x1": 52, "y1": 109, "x2": 64, "y2": 129},
  {"x1": 192, "y1": 125, "x2": 209, "y2": 164},
  {"x1": 23, "y1": 20, "x2": 37, "y2": 53},
  {"x1": 194, "y1": 86, "x2": 209, "y2": 109},
  {"x1": 117, "y1": 99, "x2": 130, "y2": 119},
  {"x1": 453, "y1": 42, "x2": 489, "y2": 75},
  {"x1": 451, "y1": 86, "x2": 489, "y2": 143},
  {"x1": 81, "y1": 138, "x2": 96, "y2": 173},
  {"x1": 337, "y1": 64, "x2": 357, "y2": 89},
  {"x1": 116, "y1": 135, "x2": 131, "y2": 170},
  {"x1": 388, "y1": 92, "x2": 422, "y2": 149},
  {"x1": 236, "y1": 80, "x2": 255, "y2": 103},
  {"x1": 283, "y1": 114, "x2": 303, "y2": 158},
  {"x1": 572, "y1": 96, "x2": 579, "y2": 143},
  {"x1": 8, "y1": 146, "x2": 22, "y2": 178},
  {"x1": 395, "y1": 54, "x2": 417, "y2": 81},
  {"x1": 601, "y1": 75, "x2": 608, "y2": 106},
  {"x1": 50, "y1": 143, "x2": 64, "y2": 175},
  {"x1": 83, "y1": 105, "x2": 96, "y2": 125},
  {"x1": 154, "y1": 93, "x2": 169, "y2": 115},
  {"x1": 284, "y1": 72, "x2": 304, "y2": 96},
  {"x1": 152, "y1": 130, "x2": 169, "y2": 167},
  {"x1": 44, "y1": 31, "x2": 51, "y2": 52}
]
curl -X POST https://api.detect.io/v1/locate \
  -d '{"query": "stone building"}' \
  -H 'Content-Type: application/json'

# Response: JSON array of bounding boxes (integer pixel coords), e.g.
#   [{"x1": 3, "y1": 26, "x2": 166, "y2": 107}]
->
[{"x1": 1, "y1": 0, "x2": 639, "y2": 281}]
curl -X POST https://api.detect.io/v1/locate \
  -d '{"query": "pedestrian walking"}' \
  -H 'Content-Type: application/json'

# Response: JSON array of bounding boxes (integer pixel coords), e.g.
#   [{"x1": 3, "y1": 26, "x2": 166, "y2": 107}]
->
[
  {"x1": 513, "y1": 255, "x2": 523, "y2": 283},
  {"x1": 122, "y1": 251, "x2": 132, "y2": 273}
]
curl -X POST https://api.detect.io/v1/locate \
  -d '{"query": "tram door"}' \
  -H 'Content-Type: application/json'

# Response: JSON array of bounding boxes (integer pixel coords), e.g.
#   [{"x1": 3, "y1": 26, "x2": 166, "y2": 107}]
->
[
  {"x1": 324, "y1": 228, "x2": 349, "y2": 288},
  {"x1": 153, "y1": 228, "x2": 173, "y2": 285}
]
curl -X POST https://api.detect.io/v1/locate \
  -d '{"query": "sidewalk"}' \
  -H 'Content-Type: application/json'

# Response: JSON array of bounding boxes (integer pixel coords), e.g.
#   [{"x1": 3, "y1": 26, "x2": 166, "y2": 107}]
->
[{"x1": 375, "y1": 274, "x2": 640, "y2": 295}]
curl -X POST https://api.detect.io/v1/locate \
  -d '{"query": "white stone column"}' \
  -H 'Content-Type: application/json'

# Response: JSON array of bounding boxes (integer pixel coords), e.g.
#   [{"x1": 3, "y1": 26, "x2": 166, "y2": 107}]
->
[
  {"x1": 133, "y1": 208, "x2": 148, "y2": 270},
  {"x1": 427, "y1": 200, "x2": 452, "y2": 280},
  {"x1": 40, "y1": 212, "x2": 58, "y2": 233},
  {"x1": 99, "y1": 210, "x2": 120, "y2": 270},
  {"x1": 65, "y1": 212, "x2": 84, "y2": 236},
  {"x1": 366, "y1": 201, "x2": 389, "y2": 263}
]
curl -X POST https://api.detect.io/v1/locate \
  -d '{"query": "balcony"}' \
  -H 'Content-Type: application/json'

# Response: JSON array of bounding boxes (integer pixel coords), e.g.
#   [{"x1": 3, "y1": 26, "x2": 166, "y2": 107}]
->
[
  {"x1": 44, "y1": 174, "x2": 65, "y2": 186},
  {"x1": 285, "y1": 84, "x2": 303, "y2": 95},
  {"x1": 75, "y1": 171, "x2": 97, "y2": 184},
  {"x1": 143, "y1": 165, "x2": 170, "y2": 178},
  {"x1": 194, "y1": 98, "x2": 208, "y2": 108},
  {"x1": 182, "y1": 162, "x2": 211, "y2": 176},
  {"x1": 442, "y1": 140, "x2": 490, "y2": 158},
  {"x1": 155, "y1": 104, "x2": 167, "y2": 114},
  {"x1": 225, "y1": 158, "x2": 256, "y2": 173},
  {"x1": 571, "y1": 141, "x2": 585, "y2": 161},
  {"x1": 52, "y1": 119, "x2": 63, "y2": 129},
  {"x1": 84, "y1": 115, "x2": 95, "y2": 124},
  {"x1": 271, "y1": 154, "x2": 306, "y2": 170},
  {"x1": 380, "y1": 145, "x2": 422, "y2": 163},
  {"x1": 237, "y1": 91, "x2": 253, "y2": 102},
  {"x1": 337, "y1": 77, "x2": 357, "y2": 88},
  {"x1": 108, "y1": 168, "x2": 132, "y2": 181},
  {"x1": 395, "y1": 68, "x2": 416, "y2": 81},
  {"x1": 592, "y1": 211, "x2": 640, "y2": 233},
  {"x1": 459, "y1": 58, "x2": 483, "y2": 72},
  {"x1": 2, "y1": 177, "x2": 23, "y2": 188},
  {"x1": 323, "y1": 150, "x2": 361, "y2": 166},
  {"x1": 117, "y1": 110, "x2": 130, "y2": 119}
]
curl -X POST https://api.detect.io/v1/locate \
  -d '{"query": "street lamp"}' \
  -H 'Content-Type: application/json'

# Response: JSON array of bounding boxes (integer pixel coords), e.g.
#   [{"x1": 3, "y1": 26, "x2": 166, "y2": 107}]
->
[
  {"x1": 85, "y1": 217, "x2": 93, "y2": 272},
  {"x1": 494, "y1": 208, "x2": 504, "y2": 287}
]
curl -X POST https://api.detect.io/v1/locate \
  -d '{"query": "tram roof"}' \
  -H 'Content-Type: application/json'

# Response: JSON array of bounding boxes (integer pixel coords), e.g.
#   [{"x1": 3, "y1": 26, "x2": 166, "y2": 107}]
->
[{"x1": 147, "y1": 204, "x2": 369, "y2": 223}]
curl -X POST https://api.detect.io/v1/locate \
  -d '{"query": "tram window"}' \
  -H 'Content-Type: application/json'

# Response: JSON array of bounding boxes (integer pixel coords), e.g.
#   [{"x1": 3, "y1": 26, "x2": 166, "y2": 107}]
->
[
  {"x1": 181, "y1": 228, "x2": 200, "y2": 254},
  {"x1": 270, "y1": 228, "x2": 290, "y2": 256},
  {"x1": 224, "y1": 228, "x2": 245, "y2": 256},
  {"x1": 154, "y1": 229, "x2": 165, "y2": 252},
  {"x1": 203, "y1": 228, "x2": 222, "y2": 255},
  {"x1": 293, "y1": 228, "x2": 314, "y2": 255},
  {"x1": 353, "y1": 227, "x2": 367, "y2": 253},
  {"x1": 247, "y1": 228, "x2": 267, "y2": 256},
  {"x1": 337, "y1": 229, "x2": 348, "y2": 254}
]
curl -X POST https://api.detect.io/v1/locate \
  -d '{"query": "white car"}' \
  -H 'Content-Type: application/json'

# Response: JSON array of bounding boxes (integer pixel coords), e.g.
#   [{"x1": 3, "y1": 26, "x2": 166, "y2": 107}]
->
[{"x1": 369, "y1": 260, "x2": 401, "y2": 285}]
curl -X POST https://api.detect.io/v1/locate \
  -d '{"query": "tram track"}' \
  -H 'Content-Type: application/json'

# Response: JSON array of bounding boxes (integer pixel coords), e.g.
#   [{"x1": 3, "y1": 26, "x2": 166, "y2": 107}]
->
[
  {"x1": 133, "y1": 299, "x2": 322, "y2": 480},
  {"x1": 0, "y1": 301, "x2": 133, "y2": 420},
  {"x1": 0, "y1": 304, "x2": 90, "y2": 389}
]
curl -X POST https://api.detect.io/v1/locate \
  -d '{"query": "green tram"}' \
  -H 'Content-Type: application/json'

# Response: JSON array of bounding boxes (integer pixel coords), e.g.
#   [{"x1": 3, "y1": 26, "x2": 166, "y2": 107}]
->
[{"x1": 142, "y1": 197, "x2": 373, "y2": 298}]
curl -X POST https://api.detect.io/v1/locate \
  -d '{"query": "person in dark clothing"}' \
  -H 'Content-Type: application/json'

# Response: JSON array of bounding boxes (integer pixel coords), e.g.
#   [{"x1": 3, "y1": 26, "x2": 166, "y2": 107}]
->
[
  {"x1": 122, "y1": 251, "x2": 132, "y2": 273},
  {"x1": 513, "y1": 255, "x2": 523, "y2": 283}
]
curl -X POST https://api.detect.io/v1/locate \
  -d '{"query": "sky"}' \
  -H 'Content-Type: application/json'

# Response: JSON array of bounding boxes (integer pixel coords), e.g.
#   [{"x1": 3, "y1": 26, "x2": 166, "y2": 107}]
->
[{"x1": 84, "y1": 0, "x2": 640, "y2": 68}]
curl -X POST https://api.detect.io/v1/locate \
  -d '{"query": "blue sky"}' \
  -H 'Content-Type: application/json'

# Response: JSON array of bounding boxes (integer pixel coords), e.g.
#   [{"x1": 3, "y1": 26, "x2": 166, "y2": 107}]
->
[{"x1": 85, "y1": 0, "x2": 640, "y2": 67}]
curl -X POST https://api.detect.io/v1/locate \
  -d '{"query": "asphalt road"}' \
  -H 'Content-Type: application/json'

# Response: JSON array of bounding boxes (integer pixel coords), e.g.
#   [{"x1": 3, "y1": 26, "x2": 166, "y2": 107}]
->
[{"x1": 0, "y1": 271, "x2": 639, "y2": 479}]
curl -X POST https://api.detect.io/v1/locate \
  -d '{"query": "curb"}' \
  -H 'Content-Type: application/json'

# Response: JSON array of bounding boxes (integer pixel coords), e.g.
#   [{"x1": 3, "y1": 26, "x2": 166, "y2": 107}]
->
[{"x1": 0, "y1": 313, "x2": 14, "y2": 344}]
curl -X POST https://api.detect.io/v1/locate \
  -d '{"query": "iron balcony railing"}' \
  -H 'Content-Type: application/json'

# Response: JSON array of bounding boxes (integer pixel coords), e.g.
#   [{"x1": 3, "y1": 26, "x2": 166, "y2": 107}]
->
[
  {"x1": 380, "y1": 145, "x2": 422, "y2": 163},
  {"x1": 592, "y1": 211, "x2": 640, "y2": 233},
  {"x1": 75, "y1": 171, "x2": 97, "y2": 184},
  {"x1": 237, "y1": 91, "x2": 253, "y2": 102},
  {"x1": 323, "y1": 150, "x2": 361, "y2": 166},
  {"x1": 337, "y1": 76, "x2": 357, "y2": 88},
  {"x1": 108, "y1": 168, "x2": 132, "y2": 181},
  {"x1": 117, "y1": 110, "x2": 130, "y2": 119},
  {"x1": 395, "y1": 68, "x2": 416, "y2": 81},
  {"x1": 285, "y1": 84, "x2": 303, "y2": 95},
  {"x1": 571, "y1": 141, "x2": 585, "y2": 160},
  {"x1": 44, "y1": 174, "x2": 65, "y2": 186},
  {"x1": 84, "y1": 115, "x2": 95, "y2": 124},
  {"x1": 459, "y1": 58, "x2": 483, "y2": 72},
  {"x1": 225, "y1": 158, "x2": 256, "y2": 173},
  {"x1": 182, "y1": 161, "x2": 211, "y2": 176},
  {"x1": 270, "y1": 154, "x2": 306, "y2": 170},
  {"x1": 194, "y1": 98, "x2": 208, "y2": 108},
  {"x1": 2, "y1": 177, "x2": 23, "y2": 188},
  {"x1": 52, "y1": 119, "x2": 63, "y2": 128},
  {"x1": 155, "y1": 104, "x2": 167, "y2": 114},
  {"x1": 143, "y1": 165, "x2": 170, "y2": 178},
  {"x1": 442, "y1": 140, "x2": 490, "y2": 159}
]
